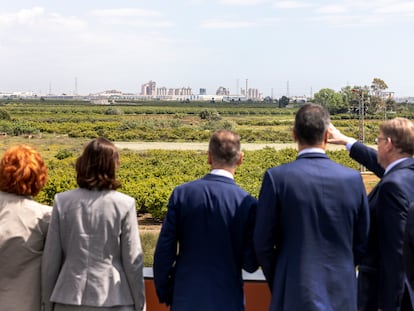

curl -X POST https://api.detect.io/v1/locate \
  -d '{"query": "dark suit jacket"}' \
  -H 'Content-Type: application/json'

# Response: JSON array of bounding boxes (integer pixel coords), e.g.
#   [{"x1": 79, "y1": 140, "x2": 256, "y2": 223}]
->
[
  {"x1": 350, "y1": 142, "x2": 414, "y2": 311},
  {"x1": 153, "y1": 173, "x2": 258, "y2": 311},
  {"x1": 404, "y1": 203, "x2": 414, "y2": 308},
  {"x1": 254, "y1": 152, "x2": 370, "y2": 311}
]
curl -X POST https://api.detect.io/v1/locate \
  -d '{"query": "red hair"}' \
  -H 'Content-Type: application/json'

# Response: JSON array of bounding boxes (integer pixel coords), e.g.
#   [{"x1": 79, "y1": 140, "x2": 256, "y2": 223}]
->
[{"x1": 0, "y1": 145, "x2": 47, "y2": 196}]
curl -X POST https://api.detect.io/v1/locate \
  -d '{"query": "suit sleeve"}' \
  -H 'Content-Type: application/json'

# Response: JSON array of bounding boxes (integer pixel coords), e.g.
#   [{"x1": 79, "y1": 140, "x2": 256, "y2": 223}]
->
[
  {"x1": 242, "y1": 196, "x2": 259, "y2": 273},
  {"x1": 404, "y1": 204, "x2": 414, "y2": 292},
  {"x1": 376, "y1": 180, "x2": 408, "y2": 310},
  {"x1": 121, "y1": 201, "x2": 146, "y2": 311},
  {"x1": 153, "y1": 191, "x2": 178, "y2": 306},
  {"x1": 41, "y1": 199, "x2": 63, "y2": 311},
  {"x1": 349, "y1": 142, "x2": 385, "y2": 178},
  {"x1": 254, "y1": 170, "x2": 278, "y2": 289},
  {"x1": 353, "y1": 176, "x2": 370, "y2": 266}
]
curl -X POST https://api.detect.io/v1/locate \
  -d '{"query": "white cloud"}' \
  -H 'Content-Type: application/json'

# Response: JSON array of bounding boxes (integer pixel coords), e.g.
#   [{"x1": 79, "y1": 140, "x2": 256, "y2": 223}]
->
[
  {"x1": 309, "y1": 14, "x2": 363, "y2": 25},
  {"x1": 374, "y1": 1, "x2": 414, "y2": 13},
  {"x1": 91, "y1": 8, "x2": 162, "y2": 18},
  {"x1": 315, "y1": 5, "x2": 348, "y2": 14},
  {"x1": 201, "y1": 19, "x2": 257, "y2": 28},
  {"x1": 1, "y1": 1, "x2": 413, "y2": 96},
  {"x1": 90, "y1": 8, "x2": 173, "y2": 28},
  {"x1": 272, "y1": 1, "x2": 311, "y2": 9},
  {"x1": 218, "y1": 0, "x2": 268, "y2": 6},
  {"x1": 314, "y1": 0, "x2": 414, "y2": 16},
  {"x1": 1, "y1": 6, "x2": 45, "y2": 26},
  {"x1": 308, "y1": 0, "x2": 414, "y2": 26},
  {"x1": 0, "y1": 6, "x2": 172, "y2": 69},
  {"x1": 0, "y1": 6, "x2": 86, "y2": 48},
  {"x1": 0, "y1": 7, "x2": 85, "y2": 30},
  {"x1": 96, "y1": 18, "x2": 174, "y2": 28}
]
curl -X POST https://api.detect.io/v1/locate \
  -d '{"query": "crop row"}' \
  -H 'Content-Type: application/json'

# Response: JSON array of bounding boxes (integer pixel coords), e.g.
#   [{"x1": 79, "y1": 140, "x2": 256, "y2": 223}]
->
[
  {"x1": 0, "y1": 101, "x2": 396, "y2": 143},
  {"x1": 34, "y1": 148, "x2": 359, "y2": 220}
]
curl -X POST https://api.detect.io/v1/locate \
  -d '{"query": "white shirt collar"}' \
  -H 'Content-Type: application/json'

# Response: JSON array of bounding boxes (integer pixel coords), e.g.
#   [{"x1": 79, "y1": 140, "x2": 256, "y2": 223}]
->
[
  {"x1": 298, "y1": 147, "x2": 326, "y2": 156},
  {"x1": 210, "y1": 169, "x2": 234, "y2": 180},
  {"x1": 384, "y1": 158, "x2": 409, "y2": 175}
]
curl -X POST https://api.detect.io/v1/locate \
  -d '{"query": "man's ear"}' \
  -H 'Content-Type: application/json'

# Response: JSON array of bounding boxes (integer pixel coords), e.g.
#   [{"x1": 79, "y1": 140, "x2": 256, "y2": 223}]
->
[
  {"x1": 237, "y1": 152, "x2": 244, "y2": 166},
  {"x1": 292, "y1": 128, "x2": 298, "y2": 142},
  {"x1": 323, "y1": 130, "x2": 329, "y2": 143},
  {"x1": 385, "y1": 137, "x2": 394, "y2": 152},
  {"x1": 207, "y1": 151, "x2": 212, "y2": 165}
]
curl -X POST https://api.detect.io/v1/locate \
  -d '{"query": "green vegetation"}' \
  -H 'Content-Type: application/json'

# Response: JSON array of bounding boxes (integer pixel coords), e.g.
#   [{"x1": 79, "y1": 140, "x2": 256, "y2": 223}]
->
[
  {"x1": 0, "y1": 135, "x2": 359, "y2": 220},
  {"x1": 0, "y1": 99, "x2": 395, "y2": 266},
  {"x1": 0, "y1": 99, "x2": 411, "y2": 221},
  {"x1": 1, "y1": 99, "x2": 412, "y2": 143},
  {"x1": 312, "y1": 78, "x2": 414, "y2": 116},
  {"x1": 140, "y1": 231, "x2": 159, "y2": 267}
]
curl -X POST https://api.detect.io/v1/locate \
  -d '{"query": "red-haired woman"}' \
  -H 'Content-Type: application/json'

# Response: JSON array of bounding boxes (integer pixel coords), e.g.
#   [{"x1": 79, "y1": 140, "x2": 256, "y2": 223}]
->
[
  {"x1": 0, "y1": 145, "x2": 52, "y2": 311},
  {"x1": 42, "y1": 137, "x2": 145, "y2": 311}
]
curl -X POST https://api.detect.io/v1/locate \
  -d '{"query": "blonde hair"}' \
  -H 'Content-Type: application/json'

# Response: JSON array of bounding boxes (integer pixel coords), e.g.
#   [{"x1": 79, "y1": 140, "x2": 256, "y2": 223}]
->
[{"x1": 380, "y1": 118, "x2": 414, "y2": 156}]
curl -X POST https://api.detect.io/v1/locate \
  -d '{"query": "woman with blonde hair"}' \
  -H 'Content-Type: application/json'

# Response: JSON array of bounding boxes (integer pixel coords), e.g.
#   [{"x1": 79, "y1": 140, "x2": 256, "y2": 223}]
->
[
  {"x1": 42, "y1": 137, "x2": 145, "y2": 311},
  {"x1": 0, "y1": 145, "x2": 52, "y2": 311}
]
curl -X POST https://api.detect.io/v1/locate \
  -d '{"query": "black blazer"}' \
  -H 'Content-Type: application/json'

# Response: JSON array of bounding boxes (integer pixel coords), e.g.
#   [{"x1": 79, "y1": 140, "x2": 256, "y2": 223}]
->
[
  {"x1": 153, "y1": 174, "x2": 258, "y2": 311},
  {"x1": 351, "y1": 142, "x2": 414, "y2": 311},
  {"x1": 404, "y1": 203, "x2": 414, "y2": 305},
  {"x1": 254, "y1": 152, "x2": 369, "y2": 311}
]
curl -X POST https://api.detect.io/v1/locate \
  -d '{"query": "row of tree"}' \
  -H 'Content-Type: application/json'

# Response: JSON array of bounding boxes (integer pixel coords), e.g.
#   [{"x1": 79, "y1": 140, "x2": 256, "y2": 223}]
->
[{"x1": 313, "y1": 78, "x2": 396, "y2": 115}]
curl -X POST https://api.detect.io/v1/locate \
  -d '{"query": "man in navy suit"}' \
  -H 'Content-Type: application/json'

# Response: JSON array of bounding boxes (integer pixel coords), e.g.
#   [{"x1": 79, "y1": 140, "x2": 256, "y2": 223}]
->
[
  {"x1": 404, "y1": 203, "x2": 414, "y2": 310},
  {"x1": 329, "y1": 117, "x2": 414, "y2": 311},
  {"x1": 153, "y1": 129, "x2": 258, "y2": 311},
  {"x1": 254, "y1": 103, "x2": 370, "y2": 311}
]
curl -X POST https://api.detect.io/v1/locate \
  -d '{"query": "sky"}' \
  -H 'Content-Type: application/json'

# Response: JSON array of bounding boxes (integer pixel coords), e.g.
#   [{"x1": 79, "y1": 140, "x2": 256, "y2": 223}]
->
[{"x1": 1, "y1": 0, "x2": 413, "y2": 98}]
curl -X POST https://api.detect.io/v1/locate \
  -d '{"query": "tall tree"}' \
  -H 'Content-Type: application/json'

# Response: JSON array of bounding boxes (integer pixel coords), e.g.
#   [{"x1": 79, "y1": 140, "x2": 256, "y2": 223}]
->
[
  {"x1": 348, "y1": 86, "x2": 370, "y2": 114},
  {"x1": 371, "y1": 78, "x2": 388, "y2": 97},
  {"x1": 313, "y1": 88, "x2": 346, "y2": 114},
  {"x1": 279, "y1": 96, "x2": 289, "y2": 108},
  {"x1": 370, "y1": 78, "x2": 389, "y2": 114}
]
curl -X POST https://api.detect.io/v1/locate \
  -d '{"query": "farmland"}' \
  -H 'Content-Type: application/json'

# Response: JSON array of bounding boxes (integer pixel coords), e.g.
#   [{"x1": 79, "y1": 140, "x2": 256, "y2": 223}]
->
[
  {"x1": 0, "y1": 99, "x2": 391, "y2": 266},
  {"x1": 0, "y1": 99, "x2": 393, "y2": 220}
]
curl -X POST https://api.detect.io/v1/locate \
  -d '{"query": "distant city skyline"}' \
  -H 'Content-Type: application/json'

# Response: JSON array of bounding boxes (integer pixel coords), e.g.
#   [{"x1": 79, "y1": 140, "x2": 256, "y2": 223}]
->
[
  {"x1": 1, "y1": 77, "x2": 408, "y2": 101},
  {"x1": 1, "y1": 1, "x2": 414, "y2": 97}
]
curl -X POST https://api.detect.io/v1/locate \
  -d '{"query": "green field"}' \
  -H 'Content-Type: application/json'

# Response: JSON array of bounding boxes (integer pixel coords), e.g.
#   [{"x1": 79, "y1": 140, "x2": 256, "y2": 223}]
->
[
  {"x1": 0, "y1": 99, "x2": 407, "y2": 221},
  {"x1": 1, "y1": 99, "x2": 399, "y2": 266},
  {"x1": 1, "y1": 99, "x2": 403, "y2": 143}
]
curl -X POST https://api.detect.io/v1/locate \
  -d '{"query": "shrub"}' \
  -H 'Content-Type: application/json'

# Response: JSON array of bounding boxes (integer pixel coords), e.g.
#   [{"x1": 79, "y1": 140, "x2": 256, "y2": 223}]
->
[
  {"x1": 55, "y1": 149, "x2": 74, "y2": 160},
  {"x1": 0, "y1": 109, "x2": 11, "y2": 120},
  {"x1": 199, "y1": 109, "x2": 221, "y2": 121},
  {"x1": 140, "y1": 231, "x2": 159, "y2": 267},
  {"x1": 105, "y1": 107, "x2": 123, "y2": 115}
]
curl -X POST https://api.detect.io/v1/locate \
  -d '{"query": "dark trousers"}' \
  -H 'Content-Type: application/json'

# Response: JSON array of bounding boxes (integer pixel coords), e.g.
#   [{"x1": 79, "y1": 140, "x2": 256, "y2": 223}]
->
[
  {"x1": 358, "y1": 270, "x2": 413, "y2": 311},
  {"x1": 401, "y1": 289, "x2": 414, "y2": 311},
  {"x1": 358, "y1": 270, "x2": 378, "y2": 311}
]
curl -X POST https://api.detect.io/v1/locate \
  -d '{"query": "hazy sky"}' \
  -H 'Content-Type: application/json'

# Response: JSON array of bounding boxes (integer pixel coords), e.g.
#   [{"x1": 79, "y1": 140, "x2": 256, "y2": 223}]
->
[{"x1": 1, "y1": 0, "x2": 413, "y2": 97}]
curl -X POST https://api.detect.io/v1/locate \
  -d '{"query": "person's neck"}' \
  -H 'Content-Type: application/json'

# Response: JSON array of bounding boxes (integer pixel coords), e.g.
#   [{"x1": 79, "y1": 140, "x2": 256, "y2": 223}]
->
[
  {"x1": 384, "y1": 152, "x2": 410, "y2": 168},
  {"x1": 298, "y1": 142, "x2": 326, "y2": 152},
  {"x1": 210, "y1": 166, "x2": 235, "y2": 177}
]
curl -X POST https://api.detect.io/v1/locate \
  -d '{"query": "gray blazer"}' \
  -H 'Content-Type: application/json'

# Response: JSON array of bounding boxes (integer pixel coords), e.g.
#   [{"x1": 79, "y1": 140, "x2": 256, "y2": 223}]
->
[
  {"x1": 41, "y1": 188, "x2": 145, "y2": 311},
  {"x1": 0, "y1": 191, "x2": 52, "y2": 311}
]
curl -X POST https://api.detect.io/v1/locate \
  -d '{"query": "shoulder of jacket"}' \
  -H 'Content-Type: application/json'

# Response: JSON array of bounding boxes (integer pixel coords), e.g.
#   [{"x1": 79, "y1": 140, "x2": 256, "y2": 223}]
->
[
  {"x1": 109, "y1": 190, "x2": 134, "y2": 201},
  {"x1": 30, "y1": 200, "x2": 52, "y2": 214}
]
